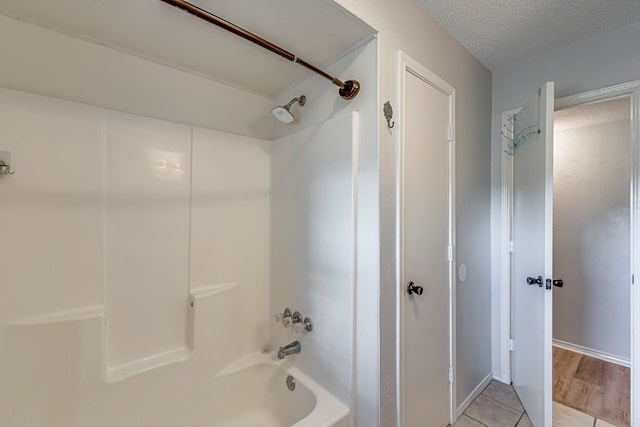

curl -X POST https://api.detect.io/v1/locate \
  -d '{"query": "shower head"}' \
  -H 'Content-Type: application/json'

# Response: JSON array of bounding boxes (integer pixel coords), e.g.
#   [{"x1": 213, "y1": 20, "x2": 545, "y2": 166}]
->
[{"x1": 272, "y1": 95, "x2": 306, "y2": 124}]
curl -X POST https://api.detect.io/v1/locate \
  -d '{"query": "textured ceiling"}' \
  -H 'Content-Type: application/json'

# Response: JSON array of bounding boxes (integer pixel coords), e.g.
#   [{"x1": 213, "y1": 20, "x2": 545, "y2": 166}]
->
[
  {"x1": 0, "y1": 0, "x2": 374, "y2": 97},
  {"x1": 555, "y1": 97, "x2": 630, "y2": 131},
  {"x1": 416, "y1": 0, "x2": 640, "y2": 71}
]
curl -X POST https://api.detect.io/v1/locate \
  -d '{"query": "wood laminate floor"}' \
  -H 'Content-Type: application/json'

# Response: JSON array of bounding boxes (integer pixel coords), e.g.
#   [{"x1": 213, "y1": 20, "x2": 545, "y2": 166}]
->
[{"x1": 553, "y1": 346, "x2": 630, "y2": 426}]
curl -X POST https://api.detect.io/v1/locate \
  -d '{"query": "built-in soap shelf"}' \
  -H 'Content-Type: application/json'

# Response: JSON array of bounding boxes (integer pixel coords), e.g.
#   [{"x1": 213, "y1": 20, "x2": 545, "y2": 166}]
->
[
  {"x1": 8, "y1": 282, "x2": 242, "y2": 384},
  {"x1": 10, "y1": 305, "x2": 104, "y2": 326},
  {"x1": 104, "y1": 346, "x2": 192, "y2": 383},
  {"x1": 189, "y1": 282, "x2": 239, "y2": 300},
  {"x1": 107, "y1": 282, "x2": 240, "y2": 383}
]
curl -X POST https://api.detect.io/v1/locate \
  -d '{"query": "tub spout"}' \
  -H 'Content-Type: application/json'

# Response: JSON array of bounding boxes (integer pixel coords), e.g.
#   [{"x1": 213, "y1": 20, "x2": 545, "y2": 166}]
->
[{"x1": 277, "y1": 340, "x2": 301, "y2": 359}]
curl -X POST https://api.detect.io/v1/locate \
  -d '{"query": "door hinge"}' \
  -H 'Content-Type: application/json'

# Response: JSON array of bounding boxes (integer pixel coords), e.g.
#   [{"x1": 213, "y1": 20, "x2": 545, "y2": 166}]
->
[
  {"x1": 448, "y1": 366, "x2": 454, "y2": 383},
  {"x1": 446, "y1": 246, "x2": 453, "y2": 261},
  {"x1": 509, "y1": 339, "x2": 514, "y2": 352},
  {"x1": 508, "y1": 240, "x2": 514, "y2": 253},
  {"x1": 448, "y1": 126, "x2": 453, "y2": 142}
]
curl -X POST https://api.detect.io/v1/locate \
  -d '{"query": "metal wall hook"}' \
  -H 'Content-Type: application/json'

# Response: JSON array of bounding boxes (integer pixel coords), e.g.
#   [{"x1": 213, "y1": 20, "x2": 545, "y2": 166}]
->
[
  {"x1": 0, "y1": 161, "x2": 15, "y2": 176},
  {"x1": 384, "y1": 101, "x2": 395, "y2": 129}
]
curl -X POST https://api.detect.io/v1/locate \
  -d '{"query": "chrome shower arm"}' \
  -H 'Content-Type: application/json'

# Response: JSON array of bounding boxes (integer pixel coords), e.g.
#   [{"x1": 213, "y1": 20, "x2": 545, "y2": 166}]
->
[{"x1": 285, "y1": 96, "x2": 306, "y2": 109}]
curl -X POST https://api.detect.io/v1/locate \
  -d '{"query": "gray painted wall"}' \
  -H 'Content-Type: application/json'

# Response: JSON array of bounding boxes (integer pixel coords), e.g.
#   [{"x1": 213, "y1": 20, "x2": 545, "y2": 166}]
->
[
  {"x1": 336, "y1": 1, "x2": 493, "y2": 424},
  {"x1": 491, "y1": 22, "x2": 640, "y2": 374},
  {"x1": 553, "y1": 112, "x2": 630, "y2": 359}
]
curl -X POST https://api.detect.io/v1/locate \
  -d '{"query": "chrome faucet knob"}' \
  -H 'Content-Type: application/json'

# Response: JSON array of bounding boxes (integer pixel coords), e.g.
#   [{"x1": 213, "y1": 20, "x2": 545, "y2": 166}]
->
[
  {"x1": 275, "y1": 308, "x2": 292, "y2": 326},
  {"x1": 293, "y1": 317, "x2": 313, "y2": 334},
  {"x1": 291, "y1": 311, "x2": 303, "y2": 324}
]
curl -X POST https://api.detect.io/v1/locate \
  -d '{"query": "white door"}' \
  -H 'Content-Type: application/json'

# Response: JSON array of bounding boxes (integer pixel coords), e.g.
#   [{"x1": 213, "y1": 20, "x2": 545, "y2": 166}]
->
[
  {"x1": 511, "y1": 82, "x2": 554, "y2": 427},
  {"x1": 399, "y1": 54, "x2": 454, "y2": 427}
]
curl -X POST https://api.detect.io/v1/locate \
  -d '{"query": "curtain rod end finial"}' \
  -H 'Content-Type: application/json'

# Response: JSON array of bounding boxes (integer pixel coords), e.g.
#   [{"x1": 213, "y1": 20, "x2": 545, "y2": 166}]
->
[{"x1": 339, "y1": 80, "x2": 360, "y2": 100}]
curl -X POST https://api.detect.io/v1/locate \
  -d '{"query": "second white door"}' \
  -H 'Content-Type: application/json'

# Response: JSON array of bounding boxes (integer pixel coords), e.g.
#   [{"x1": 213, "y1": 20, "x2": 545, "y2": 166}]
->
[
  {"x1": 511, "y1": 82, "x2": 555, "y2": 427},
  {"x1": 399, "y1": 54, "x2": 454, "y2": 427}
]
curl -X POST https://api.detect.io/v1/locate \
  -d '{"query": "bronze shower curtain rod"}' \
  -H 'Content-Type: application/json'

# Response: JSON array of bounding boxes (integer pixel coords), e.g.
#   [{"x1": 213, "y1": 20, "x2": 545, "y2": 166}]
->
[{"x1": 160, "y1": 0, "x2": 360, "y2": 100}]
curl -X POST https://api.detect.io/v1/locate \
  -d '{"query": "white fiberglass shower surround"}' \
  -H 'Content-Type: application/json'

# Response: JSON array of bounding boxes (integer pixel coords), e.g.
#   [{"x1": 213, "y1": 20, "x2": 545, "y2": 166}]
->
[{"x1": 0, "y1": 1, "x2": 377, "y2": 426}]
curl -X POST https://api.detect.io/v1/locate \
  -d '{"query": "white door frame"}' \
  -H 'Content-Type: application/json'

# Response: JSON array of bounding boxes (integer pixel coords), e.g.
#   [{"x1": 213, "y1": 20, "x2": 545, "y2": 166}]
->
[
  {"x1": 498, "y1": 80, "x2": 640, "y2": 425},
  {"x1": 396, "y1": 51, "x2": 456, "y2": 426}
]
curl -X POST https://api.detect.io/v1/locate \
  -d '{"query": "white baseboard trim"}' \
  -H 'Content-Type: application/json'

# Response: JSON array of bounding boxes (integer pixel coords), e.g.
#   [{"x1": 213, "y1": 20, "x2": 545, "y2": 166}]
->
[
  {"x1": 553, "y1": 339, "x2": 630, "y2": 368},
  {"x1": 455, "y1": 373, "x2": 493, "y2": 420},
  {"x1": 493, "y1": 372, "x2": 511, "y2": 384}
]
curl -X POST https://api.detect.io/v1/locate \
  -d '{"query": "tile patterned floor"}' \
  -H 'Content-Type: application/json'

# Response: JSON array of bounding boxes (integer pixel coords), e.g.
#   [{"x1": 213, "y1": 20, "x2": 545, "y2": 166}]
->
[
  {"x1": 454, "y1": 380, "x2": 621, "y2": 426},
  {"x1": 454, "y1": 380, "x2": 530, "y2": 427}
]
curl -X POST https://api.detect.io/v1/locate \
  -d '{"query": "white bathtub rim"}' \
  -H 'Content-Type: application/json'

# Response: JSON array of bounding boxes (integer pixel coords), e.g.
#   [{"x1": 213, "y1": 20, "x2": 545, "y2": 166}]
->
[
  {"x1": 215, "y1": 352, "x2": 349, "y2": 427},
  {"x1": 287, "y1": 365, "x2": 349, "y2": 427}
]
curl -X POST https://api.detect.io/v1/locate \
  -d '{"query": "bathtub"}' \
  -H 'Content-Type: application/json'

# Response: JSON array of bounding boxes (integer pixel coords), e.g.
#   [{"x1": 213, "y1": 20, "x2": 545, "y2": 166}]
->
[
  {"x1": 2, "y1": 305, "x2": 350, "y2": 427},
  {"x1": 211, "y1": 353, "x2": 350, "y2": 427}
]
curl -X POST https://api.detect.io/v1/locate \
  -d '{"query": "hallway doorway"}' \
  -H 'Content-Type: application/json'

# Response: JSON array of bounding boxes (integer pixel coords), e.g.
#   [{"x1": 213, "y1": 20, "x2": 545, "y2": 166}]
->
[{"x1": 551, "y1": 95, "x2": 632, "y2": 426}]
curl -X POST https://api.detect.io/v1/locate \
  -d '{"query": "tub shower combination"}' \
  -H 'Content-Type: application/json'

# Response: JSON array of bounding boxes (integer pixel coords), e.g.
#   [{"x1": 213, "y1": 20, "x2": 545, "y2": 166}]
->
[
  {"x1": 0, "y1": 1, "x2": 361, "y2": 425},
  {"x1": 0, "y1": 94, "x2": 359, "y2": 427}
]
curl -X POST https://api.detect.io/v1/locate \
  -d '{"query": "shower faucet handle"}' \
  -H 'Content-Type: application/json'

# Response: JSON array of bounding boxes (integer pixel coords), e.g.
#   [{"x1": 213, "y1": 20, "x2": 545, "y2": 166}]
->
[
  {"x1": 293, "y1": 317, "x2": 313, "y2": 334},
  {"x1": 275, "y1": 308, "x2": 292, "y2": 326},
  {"x1": 274, "y1": 308, "x2": 312, "y2": 332},
  {"x1": 291, "y1": 311, "x2": 303, "y2": 324}
]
